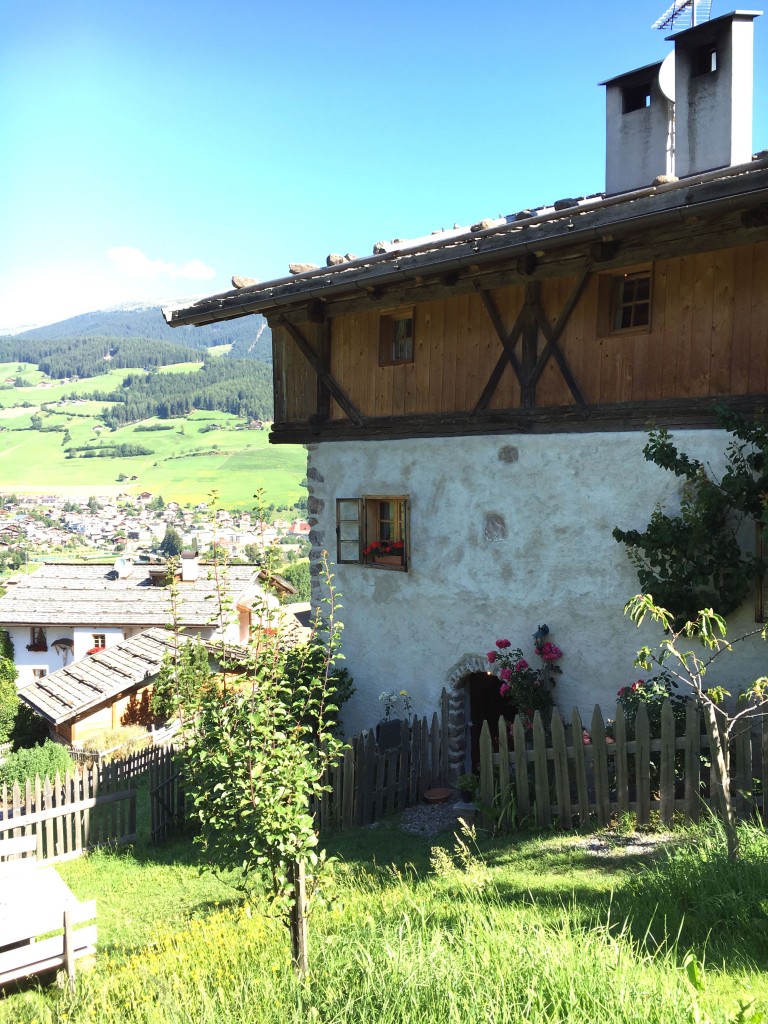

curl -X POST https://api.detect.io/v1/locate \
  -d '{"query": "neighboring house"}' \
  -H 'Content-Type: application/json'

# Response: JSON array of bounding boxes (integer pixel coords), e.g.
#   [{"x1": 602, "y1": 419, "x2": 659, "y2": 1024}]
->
[
  {"x1": 0, "y1": 557, "x2": 291, "y2": 688},
  {"x1": 166, "y1": 13, "x2": 768, "y2": 759},
  {"x1": 17, "y1": 627, "x2": 186, "y2": 745}
]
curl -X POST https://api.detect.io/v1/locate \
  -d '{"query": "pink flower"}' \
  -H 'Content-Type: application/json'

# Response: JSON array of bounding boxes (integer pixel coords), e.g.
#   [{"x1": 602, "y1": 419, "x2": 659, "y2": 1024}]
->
[
  {"x1": 632, "y1": 681, "x2": 642, "y2": 691},
  {"x1": 540, "y1": 642, "x2": 562, "y2": 662},
  {"x1": 487, "y1": 651, "x2": 497, "y2": 663},
  {"x1": 617, "y1": 687, "x2": 627, "y2": 697},
  {"x1": 496, "y1": 639, "x2": 512, "y2": 649},
  {"x1": 582, "y1": 729, "x2": 591, "y2": 745},
  {"x1": 499, "y1": 667, "x2": 512, "y2": 682},
  {"x1": 606, "y1": 736, "x2": 615, "y2": 745},
  {"x1": 499, "y1": 683, "x2": 511, "y2": 697},
  {"x1": 514, "y1": 659, "x2": 529, "y2": 672}
]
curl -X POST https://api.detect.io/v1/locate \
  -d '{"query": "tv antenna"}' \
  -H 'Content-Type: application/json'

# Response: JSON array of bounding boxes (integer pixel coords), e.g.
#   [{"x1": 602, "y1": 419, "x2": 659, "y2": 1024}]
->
[{"x1": 652, "y1": 0, "x2": 713, "y2": 30}]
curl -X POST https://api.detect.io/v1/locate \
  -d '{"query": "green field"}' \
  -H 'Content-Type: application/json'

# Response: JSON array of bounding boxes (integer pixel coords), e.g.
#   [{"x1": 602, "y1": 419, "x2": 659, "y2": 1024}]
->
[{"x1": 0, "y1": 365, "x2": 305, "y2": 509}]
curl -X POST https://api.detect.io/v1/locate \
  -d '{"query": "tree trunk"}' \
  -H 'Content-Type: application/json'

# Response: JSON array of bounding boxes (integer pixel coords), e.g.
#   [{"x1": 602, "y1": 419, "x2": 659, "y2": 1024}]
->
[
  {"x1": 702, "y1": 704, "x2": 739, "y2": 860},
  {"x1": 288, "y1": 859, "x2": 309, "y2": 974}
]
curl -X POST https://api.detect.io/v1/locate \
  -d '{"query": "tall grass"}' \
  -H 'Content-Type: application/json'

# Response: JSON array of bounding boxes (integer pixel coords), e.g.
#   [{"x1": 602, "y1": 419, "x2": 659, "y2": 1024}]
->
[
  {"x1": 3, "y1": 829, "x2": 757, "y2": 1024},
  {"x1": 621, "y1": 815, "x2": 768, "y2": 968}
]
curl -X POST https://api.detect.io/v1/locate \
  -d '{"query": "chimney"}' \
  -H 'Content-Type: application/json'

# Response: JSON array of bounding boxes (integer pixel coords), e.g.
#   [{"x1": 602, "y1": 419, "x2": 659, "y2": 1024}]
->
[
  {"x1": 670, "y1": 10, "x2": 760, "y2": 178},
  {"x1": 602, "y1": 10, "x2": 761, "y2": 195},
  {"x1": 180, "y1": 550, "x2": 199, "y2": 583}
]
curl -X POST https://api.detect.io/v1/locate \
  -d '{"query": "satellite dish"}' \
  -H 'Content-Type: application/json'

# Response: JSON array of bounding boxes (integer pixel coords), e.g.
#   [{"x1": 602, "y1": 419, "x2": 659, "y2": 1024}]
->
[
  {"x1": 113, "y1": 557, "x2": 133, "y2": 578},
  {"x1": 653, "y1": 0, "x2": 713, "y2": 31},
  {"x1": 658, "y1": 51, "x2": 676, "y2": 102}
]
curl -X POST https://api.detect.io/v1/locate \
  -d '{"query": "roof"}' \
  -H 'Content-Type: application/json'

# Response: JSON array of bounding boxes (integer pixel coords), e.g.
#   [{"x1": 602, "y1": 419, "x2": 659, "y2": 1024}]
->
[
  {"x1": 0, "y1": 562, "x2": 269, "y2": 627},
  {"x1": 164, "y1": 157, "x2": 768, "y2": 329},
  {"x1": 18, "y1": 627, "x2": 184, "y2": 724},
  {"x1": 19, "y1": 606, "x2": 314, "y2": 726}
]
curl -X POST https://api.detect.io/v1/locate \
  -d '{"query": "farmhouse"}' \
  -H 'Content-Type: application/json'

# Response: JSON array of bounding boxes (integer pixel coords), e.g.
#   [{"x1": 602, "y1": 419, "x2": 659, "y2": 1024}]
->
[
  {"x1": 165, "y1": 12, "x2": 768, "y2": 749},
  {"x1": 0, "y1": 556, "x2": 291, "y2": 688}
]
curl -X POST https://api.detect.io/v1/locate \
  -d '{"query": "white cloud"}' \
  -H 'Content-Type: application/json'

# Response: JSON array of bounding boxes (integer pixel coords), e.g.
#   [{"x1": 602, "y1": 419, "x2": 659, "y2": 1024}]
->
[{"x1": 106, "y1": 246, "x2": 216, "y2": 282}]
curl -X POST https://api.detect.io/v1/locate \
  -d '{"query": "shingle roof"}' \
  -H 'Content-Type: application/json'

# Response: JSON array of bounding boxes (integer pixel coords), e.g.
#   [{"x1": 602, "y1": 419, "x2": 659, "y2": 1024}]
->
[
  {"x1": 18, "y1": 627, "x2": 184, "y2": 724},
  {"x1": 0, "y1": 562, "x2": 264, "y2": 627}
]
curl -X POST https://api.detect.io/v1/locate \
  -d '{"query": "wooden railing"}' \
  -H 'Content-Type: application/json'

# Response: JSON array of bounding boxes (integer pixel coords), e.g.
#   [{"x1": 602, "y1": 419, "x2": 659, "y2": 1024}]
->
[{"x1": 477, "y1": 700, "x2": 768, "y2": 832}]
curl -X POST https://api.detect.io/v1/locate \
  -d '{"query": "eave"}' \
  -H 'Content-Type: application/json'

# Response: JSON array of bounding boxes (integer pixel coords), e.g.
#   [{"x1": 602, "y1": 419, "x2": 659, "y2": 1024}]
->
[{"x1": 164, "y1": 159, "x2": 768, "y2": 329}]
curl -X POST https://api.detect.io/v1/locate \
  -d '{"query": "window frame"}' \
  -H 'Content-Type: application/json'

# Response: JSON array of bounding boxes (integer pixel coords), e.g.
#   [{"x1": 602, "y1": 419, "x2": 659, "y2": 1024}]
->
[
  {"x1": 379, "y1": 308, "x2": 415, "y2": 367},
  {"x1": 91, "y1": 633, "x2": 107, "y2": 650},
  {"x1": 27, "y1": 626, "x2": 47, "y2": 652},
  {"x1": 599, "y1": 266, "x2": 653, "y2": 336},
  {"x1": 336, "y1": 495, "x2": 409, "y2": 571}
]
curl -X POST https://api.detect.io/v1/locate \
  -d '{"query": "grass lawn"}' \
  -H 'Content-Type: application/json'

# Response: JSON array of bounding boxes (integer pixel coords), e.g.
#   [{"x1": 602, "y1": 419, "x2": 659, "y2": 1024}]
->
[{"x1": 1, "y1": 798, "x2": 766, "y2": 1024}]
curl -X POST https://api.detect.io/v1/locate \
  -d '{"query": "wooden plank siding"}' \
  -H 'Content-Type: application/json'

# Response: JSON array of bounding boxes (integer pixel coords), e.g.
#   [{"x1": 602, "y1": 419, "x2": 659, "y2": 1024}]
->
[{"x1": 271, "y1": 241, "x2": 768, "y2": 427}]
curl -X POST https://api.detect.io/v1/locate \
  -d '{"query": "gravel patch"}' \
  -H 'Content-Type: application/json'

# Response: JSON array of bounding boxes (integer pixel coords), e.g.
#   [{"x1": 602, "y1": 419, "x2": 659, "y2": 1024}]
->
[
  {"x1": 397, "y1": 802, "x2": 476, "y2": 837},
  {"x1": 570, "y1": 832, "x2": 677, "y2": 858}
]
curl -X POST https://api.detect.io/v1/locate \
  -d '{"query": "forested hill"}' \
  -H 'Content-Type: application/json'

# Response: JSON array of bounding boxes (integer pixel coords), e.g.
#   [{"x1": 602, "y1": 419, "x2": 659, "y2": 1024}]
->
[
  {"x1": 0, "y1": 335, "x2": 202, "y2": 379},
  {"x1": 90, "y1": 359, "x2": 274, "y2": 424},
  {"x1": 8, "y1": 304, "x2": 271, "y2": 361}
]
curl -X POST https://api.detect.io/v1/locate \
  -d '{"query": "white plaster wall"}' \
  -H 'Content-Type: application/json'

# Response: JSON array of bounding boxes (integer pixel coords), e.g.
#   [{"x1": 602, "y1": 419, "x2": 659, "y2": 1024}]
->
[
  {"x1": 306, "y1": 431, "x2": 768, "y2": 737},
  {"x1": 72, "y1": 626, "x2": 124, "y2": 662}
]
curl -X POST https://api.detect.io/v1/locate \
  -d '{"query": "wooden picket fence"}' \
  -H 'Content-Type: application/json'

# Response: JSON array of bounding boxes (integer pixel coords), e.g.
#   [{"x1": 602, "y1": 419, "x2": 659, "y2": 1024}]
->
[
  {"x1": 478, "y1": 700, "x2": 768, "y2": 832},
  {"x1": 315, "y1": 698, "x2": 450, "y2": 830},
  {"x1": 0, "y1": 746, "x2": 180, "y2": 861}
]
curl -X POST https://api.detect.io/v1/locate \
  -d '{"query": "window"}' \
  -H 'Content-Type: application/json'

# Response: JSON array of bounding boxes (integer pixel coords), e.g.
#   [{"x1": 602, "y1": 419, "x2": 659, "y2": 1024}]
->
[
  {"x1": 602, "y1": 269, "x2": 652, "y2": 333},
  {"x1": 32, "y1": 668, "x2": 47, "y2": 681},
  {"x1": 692, "y1": 44, "x2": 717, "y2": 77},
  {"x1": 379, "y1": 309, "x2": 414, "y2": 366},
  {"x1": 92, "y1": 634, "x2": 106, "y2": 650},
  {"x1": 336, "y1": 496, "x2": 409, "y2": 570},
  {"x1": 622, "y1": 82, "x2": 651, "y2": 113},
  {"x1": 27, "y1": 627, "x2": 47, "y2": 652}
]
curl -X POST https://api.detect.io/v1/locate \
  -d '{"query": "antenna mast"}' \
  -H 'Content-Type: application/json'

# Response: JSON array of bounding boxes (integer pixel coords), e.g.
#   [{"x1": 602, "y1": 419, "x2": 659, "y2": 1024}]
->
[{"x1": 653, "y1": 0, "x2": 714, "y2": 30}]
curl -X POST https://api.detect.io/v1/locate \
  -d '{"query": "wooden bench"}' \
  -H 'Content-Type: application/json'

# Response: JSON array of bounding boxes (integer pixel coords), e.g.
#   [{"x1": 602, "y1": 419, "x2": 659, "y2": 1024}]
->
[{"x1": 0, "y1": 835, "x2": 97, "y2": 987}]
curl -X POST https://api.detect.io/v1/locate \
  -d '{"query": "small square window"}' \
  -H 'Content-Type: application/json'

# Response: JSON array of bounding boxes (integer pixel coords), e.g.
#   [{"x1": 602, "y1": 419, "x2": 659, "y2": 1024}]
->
[
  {"x1": 622, "y1": 83, "x2": 651, "y2": 113},
  {"x1": 610, "y1": 271, "x2": 652, "y2": 332},
  {"x1": 379, "y1": 310, "x2": 414, "y2": 366},
  {"x1": 336, "y1": 496, "x2": 409, "y2": 570},
  {"x1": 692, "y1": 44, "x2": 717, "y2": 77},
  {"x1": 32, "y1": 668, "x2": 47, "y2": 681},
  {"x1": 92, "y1": 634, "x2": 106, "y2": 650}
]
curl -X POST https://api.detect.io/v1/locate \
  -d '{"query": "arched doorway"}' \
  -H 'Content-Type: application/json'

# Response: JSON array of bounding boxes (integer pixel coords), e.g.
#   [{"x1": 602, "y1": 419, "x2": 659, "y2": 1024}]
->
[{"x1": 466, "y1": 671, "x2": 508, "y2": 772}]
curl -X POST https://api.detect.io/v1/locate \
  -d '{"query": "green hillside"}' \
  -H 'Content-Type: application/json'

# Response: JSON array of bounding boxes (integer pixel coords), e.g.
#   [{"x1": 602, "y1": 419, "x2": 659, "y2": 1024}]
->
[{"x1": 0, "y1": 363, "x2": 305, "y2": 510}]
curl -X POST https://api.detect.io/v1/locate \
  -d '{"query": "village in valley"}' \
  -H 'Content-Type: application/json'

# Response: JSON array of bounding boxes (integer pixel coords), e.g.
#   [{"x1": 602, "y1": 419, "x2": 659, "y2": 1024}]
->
[{"x1": 0, "y1": 492, "x2": 310, "y2": 567}]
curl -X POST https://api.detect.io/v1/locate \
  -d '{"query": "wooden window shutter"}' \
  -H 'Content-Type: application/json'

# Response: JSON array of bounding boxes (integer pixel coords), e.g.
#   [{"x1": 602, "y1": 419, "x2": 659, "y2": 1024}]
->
[{"x1": 336, "y1": 498, "x2": 362, "y2": 563}]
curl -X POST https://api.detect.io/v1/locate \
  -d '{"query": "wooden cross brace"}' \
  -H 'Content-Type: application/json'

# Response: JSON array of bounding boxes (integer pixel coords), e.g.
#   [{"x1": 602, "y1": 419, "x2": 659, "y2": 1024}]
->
[{"x1": 473, "y1": 267, "x2": 592, "y2": 415}]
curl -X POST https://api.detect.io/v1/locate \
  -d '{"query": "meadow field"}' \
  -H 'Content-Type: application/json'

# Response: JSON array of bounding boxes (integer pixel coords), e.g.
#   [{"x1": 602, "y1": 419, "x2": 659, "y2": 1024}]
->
[
  {"x1": 1, "y1": 803, "x2": 766, "y2": 1024},
  {"x1": 0, "y1": 363, "x2": 305, "y2": 509}
]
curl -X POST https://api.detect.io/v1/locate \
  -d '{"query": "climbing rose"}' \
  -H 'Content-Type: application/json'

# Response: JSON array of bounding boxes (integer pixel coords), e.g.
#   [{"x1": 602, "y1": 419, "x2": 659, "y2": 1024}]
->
[
  {"x1": 496, "y1": 639, "x2": 512, "y2": 649},
  {"x1": 487, "y1": 651, "x2": 497, "y2": 663},
  {"x1": 499, "y1": 668, "x2": 512, "y2": 682},
  {"x1": 514, "y1": 659, "x2": 529, "y2": 672},
  {"x1": 499, "y1": 683, "x2": 511, "y2": 697},
  {"x1": 539, "y1": 642, "x2": 562, "y2": 662}
]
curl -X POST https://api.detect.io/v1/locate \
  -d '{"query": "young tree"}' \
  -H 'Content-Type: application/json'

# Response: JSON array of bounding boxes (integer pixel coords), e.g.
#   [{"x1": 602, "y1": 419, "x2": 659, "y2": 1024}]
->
[
  {"x1": 626, "y1": 593, "x2": 768, "y2": 860},
  {"x1": 181, "y1": 558, "x2": 346, "y2": 973},
  {"x1": 0, "y1": 653, "x2": 18, "y2": 745}
]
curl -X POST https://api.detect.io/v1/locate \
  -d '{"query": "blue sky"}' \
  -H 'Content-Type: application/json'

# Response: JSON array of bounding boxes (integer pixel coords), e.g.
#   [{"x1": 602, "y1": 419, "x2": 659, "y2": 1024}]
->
[{"x1": 2, "y1": 0, "x2": 767, "y2": 331}]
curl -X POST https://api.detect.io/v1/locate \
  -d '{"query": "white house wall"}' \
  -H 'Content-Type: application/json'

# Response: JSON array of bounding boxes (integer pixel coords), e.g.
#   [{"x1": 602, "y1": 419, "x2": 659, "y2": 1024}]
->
[{"x1": 306, "y1": 431, "x2": 767, "y2": 737}]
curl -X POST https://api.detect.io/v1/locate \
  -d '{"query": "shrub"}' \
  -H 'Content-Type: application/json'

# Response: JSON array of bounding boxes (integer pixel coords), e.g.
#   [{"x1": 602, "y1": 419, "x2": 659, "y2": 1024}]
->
[
  {"x1": 615, "y1": 674, "x2": 692, "y2": 738},
  {"x1": 77, "y1": 725, "x2": 151, "y2": 761},
  {"x1": 0, "y1": 657, "x2": 18, "y2": 744},
  {"x1": 0, "y1": 740, "x2": 74, "y2": 787}
]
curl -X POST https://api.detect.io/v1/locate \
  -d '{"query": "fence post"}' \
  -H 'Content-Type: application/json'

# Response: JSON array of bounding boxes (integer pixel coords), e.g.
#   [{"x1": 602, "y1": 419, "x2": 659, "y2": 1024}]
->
[
  {"x1": 635, "y1": 703, "x2": 651, "y2": 826},
  {"x1": 551, "y1": 713, "x2": 570, "y2": 828},
  {"x1": 497, "y1": 715, "x2": 511, "y2": 833},
  {"x1": 659, "y1": 700, "x2": 675, "y2": 827},
  {"x1": 532, "y1": 712, "x2": 551, "y2": 827},
  {"x1": 590, "y1": 707, "x2": 610, "y2": 827},
  {"x1": 614, "y1": 705, "x2": 629, "y2": 818},
  {"x1": 571, "y1": 708, "x2": 590, "y2": 828},
  {"x1": 512, "y1": 716, "x2": 530, "y2": 823},
  {"x1": 478, "y1": 721, "x2": 494, "y2": 831},
  {"x1": 684, "y1": 703, "x2": 701, "y2": 823}
]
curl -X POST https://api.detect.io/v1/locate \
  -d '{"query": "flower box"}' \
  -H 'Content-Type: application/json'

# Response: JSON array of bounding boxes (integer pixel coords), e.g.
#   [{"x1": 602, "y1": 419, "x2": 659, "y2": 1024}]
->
[{"x1": 372, "y1": 554, "x2": 403, "y2": 567}]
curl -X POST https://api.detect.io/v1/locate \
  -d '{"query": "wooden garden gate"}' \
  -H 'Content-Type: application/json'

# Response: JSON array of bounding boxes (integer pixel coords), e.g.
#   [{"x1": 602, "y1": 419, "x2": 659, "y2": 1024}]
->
[{"x1": 149, "y1": 745, "x2": 185, "y2": 846}]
